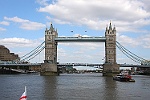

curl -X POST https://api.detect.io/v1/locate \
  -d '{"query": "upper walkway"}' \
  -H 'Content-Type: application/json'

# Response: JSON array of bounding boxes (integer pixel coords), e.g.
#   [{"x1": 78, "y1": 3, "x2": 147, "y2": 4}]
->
[{"x1": 55, "y1": 36, "x2": 106, "y2": 42}]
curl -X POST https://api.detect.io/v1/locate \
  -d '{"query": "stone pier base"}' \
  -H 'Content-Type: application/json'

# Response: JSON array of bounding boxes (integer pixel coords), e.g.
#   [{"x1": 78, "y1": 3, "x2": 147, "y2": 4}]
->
[
  {"x1": 103, "y1": 63, "x2": 120, "y2": 76},
  {"x1": 40, "y1": 71, "x2": 59, "y2": 76},
  {"x1": 40, "y1": 63, "x2": 59, "y2": 76}
]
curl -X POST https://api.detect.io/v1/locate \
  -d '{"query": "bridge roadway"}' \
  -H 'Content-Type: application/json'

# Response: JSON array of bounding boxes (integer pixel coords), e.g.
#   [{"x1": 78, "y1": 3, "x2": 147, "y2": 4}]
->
[
  {"x1": 57, "y1": 63, "x2": 102, "y2": 67},
  {"x1": 119, "y1": 64, "x2": 150, "y2": 68},
  {"x1": 0, "y1": 63, "x2": 41, "y2": 67},
  {"x1": 55, "y1": 36, "x2": 106, "y2": 42},
  {"x1": 59, "y1": 63, "x2": 150, "y2": 68},
  {"x1": 0, "y1": 63, "x2": 150, "y2": 68}
]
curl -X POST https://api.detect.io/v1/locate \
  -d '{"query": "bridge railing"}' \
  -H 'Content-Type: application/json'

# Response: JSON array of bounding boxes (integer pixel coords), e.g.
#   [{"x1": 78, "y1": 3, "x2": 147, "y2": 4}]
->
[
  {"x1": 55, "y1": 36, "x2": 106, "y2": 42},
  {"x1": 120, "y1": 64, "x2": 150, "y2": 67},
  {"x1": 0, "y1": 63, "x2": 41, "y2": 66}
]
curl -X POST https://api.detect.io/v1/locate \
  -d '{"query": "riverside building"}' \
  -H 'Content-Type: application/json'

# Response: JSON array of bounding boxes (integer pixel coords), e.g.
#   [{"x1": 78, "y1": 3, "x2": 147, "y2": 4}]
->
[{"x1": 0, "y1": 45, "x2": 19, "y2": 62}]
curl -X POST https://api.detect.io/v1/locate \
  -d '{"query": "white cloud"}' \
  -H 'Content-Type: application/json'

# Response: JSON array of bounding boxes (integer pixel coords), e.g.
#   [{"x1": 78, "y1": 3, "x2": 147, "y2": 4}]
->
[
  {"x1": 117, "y1": 34, "x2": 140, "y2": 47},
  {"x1": 140, "y1": 34, "x2": 150, "y2": 48},
  {"x1": 117, "y1": 33, "x2": 150, "y2": 49},
  {"x1": 0, "y1": 21, "x2": 9, "y2": 26},
  {"x1": 141, "y1": 0, "x2": 150, "y2": 11},
  {"x1": 0, "y1": 37, "x2": 42, "y2": 48},
  {"x1": 20, "y1": 22, "x2": 46, "y2": 30},
  {"x1": 4, "y1": 16, "x2": 28, "y2": 23},
  {"x1": 4, "y1": 16, "x2": 46, "y2": 30},
  {"x1": 38, "y1": 0, "x2": 150, "y2": 32},
  {"x1": 0, "y1": 27, "x2": 6, "y2": 31},
  {"x1": 0, "y1": 37, "x2": 45, "y2": 62},
  {"x1": 36, "y1": 0, "x2": 49, "y2": 6}
]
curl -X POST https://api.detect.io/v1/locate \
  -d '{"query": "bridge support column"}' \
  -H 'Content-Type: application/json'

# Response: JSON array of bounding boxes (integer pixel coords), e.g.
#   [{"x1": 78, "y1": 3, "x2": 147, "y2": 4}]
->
[
  {"x1": 103, "y1": 22, "x2": 120, "y2": 76},
  {"x1": 40, "y1": 23, "x2": 59, "y2": 76},
  {"x1": 40, "y1": 62, "x2": 59, "y2": 76},
  {"x1": 103, "y1": 63, "x2": 120, "y2": 76}
]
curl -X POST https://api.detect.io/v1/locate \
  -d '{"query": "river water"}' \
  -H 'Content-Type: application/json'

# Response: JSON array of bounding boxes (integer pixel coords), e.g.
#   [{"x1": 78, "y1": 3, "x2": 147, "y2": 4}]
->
[{"x1": 0, "y1": 73, "x2": 150, "y2": 100}]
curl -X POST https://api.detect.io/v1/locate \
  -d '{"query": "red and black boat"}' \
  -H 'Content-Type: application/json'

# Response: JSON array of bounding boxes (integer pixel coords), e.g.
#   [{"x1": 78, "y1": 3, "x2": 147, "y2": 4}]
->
[{"x1": 113, "y1": 71, "x2": 135, "y2": 82}]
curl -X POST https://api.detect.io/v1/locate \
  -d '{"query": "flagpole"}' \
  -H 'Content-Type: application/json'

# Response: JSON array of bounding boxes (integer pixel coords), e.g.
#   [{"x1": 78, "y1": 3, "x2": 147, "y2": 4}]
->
[
  {"x1": 25, "y1": 86, "x2": 27, "y2": 100},
  {"x1": 19, "y1": 86, "x2": 27, "y2": 100},
  {"x1": 25, "y1": 86, "x2": 26, "y2": 92}
]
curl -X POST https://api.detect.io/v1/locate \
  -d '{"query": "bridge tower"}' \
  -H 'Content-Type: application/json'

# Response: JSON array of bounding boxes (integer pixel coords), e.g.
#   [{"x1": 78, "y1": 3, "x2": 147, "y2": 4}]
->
[
  {"x1": 103, "y1": 22, "x2": 120, "y2": 76},
  {"x1": 40, "y1": 23, "x2": 59, "y2": 75}
]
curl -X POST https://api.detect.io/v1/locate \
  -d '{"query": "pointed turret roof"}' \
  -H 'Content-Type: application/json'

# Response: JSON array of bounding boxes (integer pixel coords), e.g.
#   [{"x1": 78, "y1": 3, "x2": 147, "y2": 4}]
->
[
  {"x1": 106, "y1": 25, "x2": 108, "y2": 31},
  {"x1": 109, "y1": 22, "x2": 112, "y2": 30},
  {"x1": 113, "y1": 25, "x2": 116, "y2": 31},
  {"x1": 50, "y1": 22, "x2": 54, "y2": 31}
]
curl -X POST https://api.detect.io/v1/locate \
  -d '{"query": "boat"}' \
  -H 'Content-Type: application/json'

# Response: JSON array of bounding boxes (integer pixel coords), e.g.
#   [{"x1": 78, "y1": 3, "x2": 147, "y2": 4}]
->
[
  {"x1": 0, "y1": 68, "x2": 25, "y2": 74},
  {"x1": 27, "y1": 70, "x2": 38, "y2": 74},
  {"x1": 11, "y1": 69, "x2": 28, "y2": 74},
  {"x1": 113, "y1": 71, "x2": 135, "y2": 82},
  {"x1": 0, "y1": 67, "x2": 29, "y2": 74}
]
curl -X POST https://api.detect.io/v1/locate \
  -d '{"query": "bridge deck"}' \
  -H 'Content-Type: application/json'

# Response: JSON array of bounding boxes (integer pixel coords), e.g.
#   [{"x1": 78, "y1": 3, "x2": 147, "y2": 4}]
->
[
  {"x1": 0, "y1": 63, "x2": 41, "y2": 66},
  {"x1": 55, "y1": 37, "x2": 106, "y2": 42},
  {"x1": 1, "y1": 63, "x2": 149, "y2": 68}
]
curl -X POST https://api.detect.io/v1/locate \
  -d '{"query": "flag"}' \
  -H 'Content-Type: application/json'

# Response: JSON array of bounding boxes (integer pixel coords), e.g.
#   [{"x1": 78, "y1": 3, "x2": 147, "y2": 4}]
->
[{"x1": 19, "y1": 86, "x2": 27, "y2": 100}]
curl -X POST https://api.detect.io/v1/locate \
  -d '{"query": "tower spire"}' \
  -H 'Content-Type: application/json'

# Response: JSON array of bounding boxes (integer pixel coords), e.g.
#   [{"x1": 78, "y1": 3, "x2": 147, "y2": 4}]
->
[
  {"x1": 113, "y1": 25, "x2": 116, "y2": 31},
  {"x1": 50, "y1": 22, "x2": 54, "y2": 31},
  {"x1": 106, "y1": 24, "x2": 108, "y2": 30},
  {"x1": 109, "y1": 21, "x2": 112, "y2": 30}
]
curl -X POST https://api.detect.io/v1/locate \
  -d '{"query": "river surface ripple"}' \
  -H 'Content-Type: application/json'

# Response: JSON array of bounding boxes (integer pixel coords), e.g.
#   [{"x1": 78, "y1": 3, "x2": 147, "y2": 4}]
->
[{"x1": 0, "y1": 73, "x2": 150, "y2": 100}]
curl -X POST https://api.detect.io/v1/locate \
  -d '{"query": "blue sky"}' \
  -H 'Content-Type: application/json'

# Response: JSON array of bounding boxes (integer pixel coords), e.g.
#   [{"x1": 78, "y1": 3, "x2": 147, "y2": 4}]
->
[{"x1": 0, "y1": 0, "x2": 150, "y2": 69}]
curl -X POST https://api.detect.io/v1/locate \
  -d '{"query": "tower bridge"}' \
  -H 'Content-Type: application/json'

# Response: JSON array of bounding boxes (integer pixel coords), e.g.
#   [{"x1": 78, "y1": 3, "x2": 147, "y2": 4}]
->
[
  {"x1": 41, "y1": 22, "x2": 120, "y2": 76},
  {"x1": 1, "y1": 22, "x2": 149, "y2": 75}
]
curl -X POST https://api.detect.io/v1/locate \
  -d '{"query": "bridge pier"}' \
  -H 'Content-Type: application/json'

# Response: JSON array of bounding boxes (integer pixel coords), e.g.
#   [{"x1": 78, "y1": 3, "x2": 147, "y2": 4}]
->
[
  {"x1": 103, "y1": 63, "x2": 120, "y2": 76},
  {"x1": 40, "y1": 62, "x2": 59, "y2": 76}
]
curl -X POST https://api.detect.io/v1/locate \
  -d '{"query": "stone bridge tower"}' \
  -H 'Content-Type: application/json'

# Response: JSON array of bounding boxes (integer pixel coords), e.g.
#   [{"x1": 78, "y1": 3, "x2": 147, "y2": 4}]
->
[
  {"x1": 40, "y1": 23, "x2": 58, "y2": 75},
  {"x1": 103, "y1": 22, "x2": 120, "y2": 76}
]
